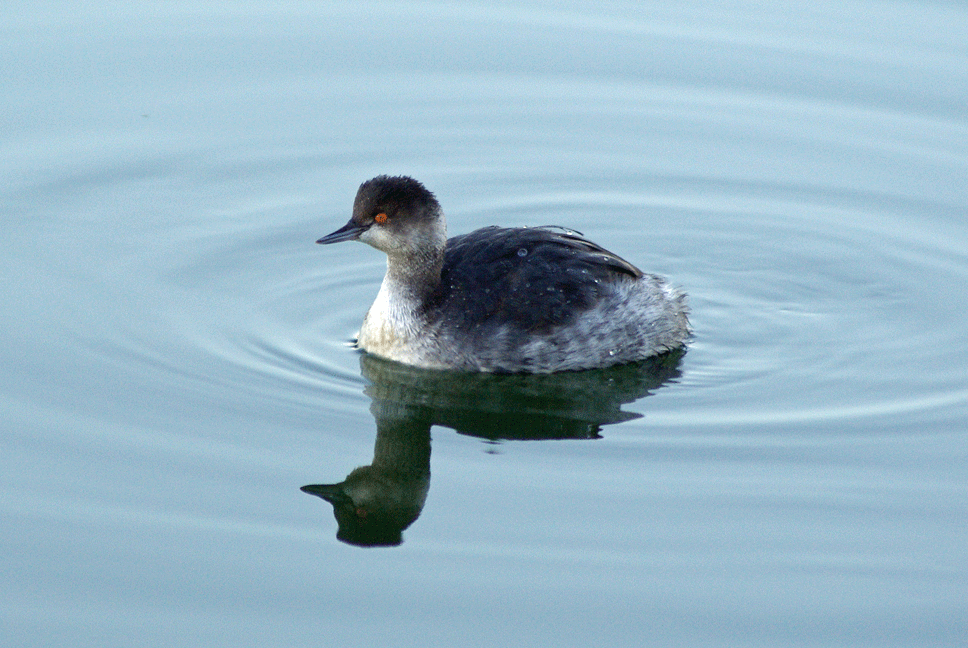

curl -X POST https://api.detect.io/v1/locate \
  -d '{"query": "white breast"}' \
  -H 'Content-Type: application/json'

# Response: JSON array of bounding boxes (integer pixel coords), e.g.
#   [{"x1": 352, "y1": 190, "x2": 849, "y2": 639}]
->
[{"x1": 356, "y1": 276, "x2": 425, "y2": 363}]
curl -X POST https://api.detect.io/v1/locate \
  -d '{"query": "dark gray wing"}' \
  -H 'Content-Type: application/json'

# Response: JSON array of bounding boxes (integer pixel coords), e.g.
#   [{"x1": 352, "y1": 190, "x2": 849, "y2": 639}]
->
[{"x1": 430, "y1": 226, "x2": 643, "y2": 333}]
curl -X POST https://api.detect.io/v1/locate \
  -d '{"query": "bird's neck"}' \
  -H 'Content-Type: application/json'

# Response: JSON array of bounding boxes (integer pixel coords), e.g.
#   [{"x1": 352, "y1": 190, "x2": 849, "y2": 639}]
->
[{"x1": 383, "y1": 243, "x2": 444, "y2": 305}]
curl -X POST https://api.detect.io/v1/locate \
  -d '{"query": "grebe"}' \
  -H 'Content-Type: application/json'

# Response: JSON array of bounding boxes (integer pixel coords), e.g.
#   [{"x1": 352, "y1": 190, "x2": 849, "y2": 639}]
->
[{"x1": 317, "y1": 175, "x2": 689, "y2": 373}]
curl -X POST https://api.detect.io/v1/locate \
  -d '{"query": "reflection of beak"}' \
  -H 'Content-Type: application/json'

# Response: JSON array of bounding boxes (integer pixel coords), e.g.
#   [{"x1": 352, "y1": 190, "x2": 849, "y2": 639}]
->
[
  {"x1": 301, "y1": 483, "x2": 350, "y2": 506},
  {"x1": 316, "y1": 220, "x2": 368, "y2": 244}
]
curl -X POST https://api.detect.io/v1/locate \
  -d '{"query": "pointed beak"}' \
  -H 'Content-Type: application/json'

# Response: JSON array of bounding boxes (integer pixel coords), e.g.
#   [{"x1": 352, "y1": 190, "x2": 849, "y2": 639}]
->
[
  {"x1": 316, "y1": 220, "x2": 368, "y2": 245},
  {"x1": 301, "y1": 483, "x2": 350, "y2": 505}
]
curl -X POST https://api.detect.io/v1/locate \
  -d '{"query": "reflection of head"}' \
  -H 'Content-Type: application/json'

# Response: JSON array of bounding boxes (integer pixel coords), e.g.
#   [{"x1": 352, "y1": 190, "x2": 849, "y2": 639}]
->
[
  {"x1": 302, "y1": 464, "x2": 428, "y2": 547},
  {"x1": 303, "y1": 414, "x2": 431, "y2": 547}
]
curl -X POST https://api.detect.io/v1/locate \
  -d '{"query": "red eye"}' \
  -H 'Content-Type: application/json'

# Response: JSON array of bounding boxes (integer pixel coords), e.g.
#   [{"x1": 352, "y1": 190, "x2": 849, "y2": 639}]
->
[{"x1": 374, "y1": 213, "x2": 388, "y2": 224}]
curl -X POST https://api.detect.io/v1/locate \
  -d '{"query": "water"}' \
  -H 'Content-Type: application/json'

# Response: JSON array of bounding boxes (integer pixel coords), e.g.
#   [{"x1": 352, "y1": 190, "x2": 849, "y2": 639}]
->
[{"x1": 3, "y1": 1, "x2": 967, "y2": 646}]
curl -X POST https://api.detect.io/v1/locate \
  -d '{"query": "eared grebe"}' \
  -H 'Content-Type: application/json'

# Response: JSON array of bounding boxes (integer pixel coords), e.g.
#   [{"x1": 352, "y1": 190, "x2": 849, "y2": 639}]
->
[{"x1": 317, "y1": 175, "x2": 689, "y2": 373}]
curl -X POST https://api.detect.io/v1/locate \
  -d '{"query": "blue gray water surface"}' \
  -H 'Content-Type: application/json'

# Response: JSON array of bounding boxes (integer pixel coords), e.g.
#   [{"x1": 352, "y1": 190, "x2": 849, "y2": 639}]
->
[{"x1": 3, "y1": 1, "x2": 967, "y2": 647}]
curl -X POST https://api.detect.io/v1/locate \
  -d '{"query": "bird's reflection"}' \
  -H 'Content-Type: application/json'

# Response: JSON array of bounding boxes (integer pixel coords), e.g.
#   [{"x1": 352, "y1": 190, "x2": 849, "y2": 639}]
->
[{"x1": 302, "y1": 349, "x2": 684, "y2": 546}]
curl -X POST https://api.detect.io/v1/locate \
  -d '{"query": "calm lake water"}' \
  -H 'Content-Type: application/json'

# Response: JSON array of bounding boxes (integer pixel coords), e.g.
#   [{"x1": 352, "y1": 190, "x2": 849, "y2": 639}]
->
[{"x1": 3, "y1": 1, "x2": 967, "y2": 646}]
